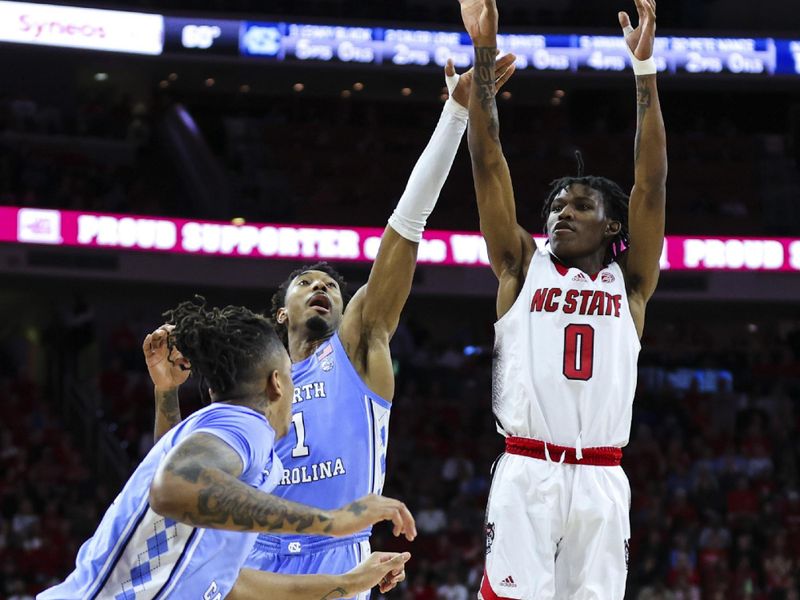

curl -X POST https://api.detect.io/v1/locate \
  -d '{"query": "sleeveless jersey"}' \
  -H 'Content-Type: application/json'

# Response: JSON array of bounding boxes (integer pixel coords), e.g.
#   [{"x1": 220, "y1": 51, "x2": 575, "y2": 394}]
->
[
  {"x1": 492, "y1": 248, "x2": 640, "y2": 449},
  {"x1": 255, "y1": 333, "x2": 391, "y2": 552},
  {"x1": 39, "y1": 403, "x2": 282, "y2": 600}
]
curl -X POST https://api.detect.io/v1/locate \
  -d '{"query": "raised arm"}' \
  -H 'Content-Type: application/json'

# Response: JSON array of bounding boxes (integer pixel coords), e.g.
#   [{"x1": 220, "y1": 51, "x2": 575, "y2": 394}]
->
[
  {"x1": 149, "y1": 432, "x2": 416, "y2": 539},
  {"x1": 459, "y1": 0, "x2": 534, "y2": 318},
  {"x1": 228, "y1": 552, "x2": 410, "y2": 600},
  {"x1": 339, "y1": 59, "x2": 514, "y2": 398},
  {"x1": 143, "y1": 325, "x2": 189, "y2": 441},
  {"x1": 618, "y1": 0, "x2": 668, "y2": 336}
]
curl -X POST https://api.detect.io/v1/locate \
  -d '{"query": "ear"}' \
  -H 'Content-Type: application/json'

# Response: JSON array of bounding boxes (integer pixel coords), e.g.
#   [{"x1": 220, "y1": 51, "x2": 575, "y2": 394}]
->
[
  {"x1": 265, "y1": 369, "x2": 283, "y2": 404},
  {"x1": 275, "y1": 307, "x2": 288, "y2": 325},
  {"x1": 605, "y1": 220, "x2": 622, "y2": 238}
]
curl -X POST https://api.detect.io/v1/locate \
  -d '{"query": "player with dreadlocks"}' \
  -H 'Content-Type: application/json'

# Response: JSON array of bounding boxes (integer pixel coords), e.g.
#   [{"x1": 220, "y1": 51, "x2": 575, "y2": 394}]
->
[
  {"x1": 459, "y1": 0, "x2": 667, "y2": 597},
  {"x1": 41, "y1": 298, "x2": 415, "y2": 600}
]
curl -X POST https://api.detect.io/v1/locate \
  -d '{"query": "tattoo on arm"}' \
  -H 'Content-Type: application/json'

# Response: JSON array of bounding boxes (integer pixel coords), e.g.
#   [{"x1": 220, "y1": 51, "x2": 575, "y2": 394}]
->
[
  {"x1": 634, "y1": 77, "x2": 653, "y2": 163},
  {"x1": 344, "y1": 499, "x2": 366, "y2": 516},
  {"x1": 155, "y1": 388, "x2": 181, "y2": 439},
  {"x1": 474, "y1": 46, "x2": 500, "y2": 144},
  {"x1": 320, "y1": 588, "x2": 348, "y2": 600},
  {"x1": 163, "y1": 433, "x2": 334, "y2": 533}
]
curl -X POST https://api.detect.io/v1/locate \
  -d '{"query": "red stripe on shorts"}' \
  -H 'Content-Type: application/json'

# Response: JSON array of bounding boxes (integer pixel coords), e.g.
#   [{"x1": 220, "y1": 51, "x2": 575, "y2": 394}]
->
[
  {"x1": 480, "y1": 569, "x2": 516, "y2": 600},
  {"x1": 505, "y1": 436, "x2": 622, "y2": 466}
]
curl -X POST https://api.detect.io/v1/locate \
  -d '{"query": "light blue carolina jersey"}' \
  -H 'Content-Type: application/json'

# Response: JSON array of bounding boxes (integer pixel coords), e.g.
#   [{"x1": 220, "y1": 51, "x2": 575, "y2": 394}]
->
[
  {"x1": 253, "y1": 333, "x2": 391, "y2": 553},
  {"x1": 39, "y1": 403, "x2": 282, "y2": 600}
]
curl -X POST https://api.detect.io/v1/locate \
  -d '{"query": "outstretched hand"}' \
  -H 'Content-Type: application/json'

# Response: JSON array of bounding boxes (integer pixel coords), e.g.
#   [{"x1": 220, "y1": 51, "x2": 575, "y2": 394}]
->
[
  {"x1": 445, "y1": 52, "x2": 517, "y2": 108},
  {"x1": 143, "y1": 325, "x2": 191, "y2": 390},
  {"x1": 329, "y1": 494, "x2": 416, "y2": 542},
  {"x1": 347, "y1": 552, "x2": 411, "y2": 595},
  {"x1": 458, "y1": 0, "x2": 498, "y2": 45},
  {"x1": 619, "y1": 0, "x2": 657, "y2": 61}
]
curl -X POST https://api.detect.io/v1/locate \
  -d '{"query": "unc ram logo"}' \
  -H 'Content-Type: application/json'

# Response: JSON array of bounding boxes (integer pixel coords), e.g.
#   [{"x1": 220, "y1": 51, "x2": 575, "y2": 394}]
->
[
  {"x1": 242, "y1": 25, "x2": 281, "y2": 56},
  {"x1": 288, "y1": 541, "x2": 302, "y2": 554}
]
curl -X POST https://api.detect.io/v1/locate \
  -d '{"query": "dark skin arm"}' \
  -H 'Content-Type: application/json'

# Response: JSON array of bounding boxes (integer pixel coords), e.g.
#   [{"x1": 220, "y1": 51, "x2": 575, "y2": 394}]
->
[
  {"x1": 459, "y1": 0, "x2": 534, "y2": 320},
  {"x1": 149, "y1": 432, "x2": 416, "y2": 538},
  {"x1": 227, "y1": 552, "x2": 410, "y2": 600},
  {"x1": 337, "y1": 68, "x2": 459, "y2": 401},
  {"x1": 143, "y1": 325, "x2": 189, "y2": 441},
  {"x1": 338, "y1": 228, "x2": 417, "y2": 402},
  {"x1": 338, "y1": 53, "x2": 520, "y2": 394},
  {"x1": 618, "y1": 0, "x2": 668, "y2": 337}
]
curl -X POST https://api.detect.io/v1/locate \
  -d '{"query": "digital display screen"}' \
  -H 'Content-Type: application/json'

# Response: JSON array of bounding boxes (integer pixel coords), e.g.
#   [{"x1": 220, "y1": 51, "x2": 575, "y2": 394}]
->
[
  {"x1": 2, "y1": 2, "x2": 798, "y2": 78},
  {"x1": 237, "y1": 21, "x2": 796, "y2": 77},
  {"x1": 3, "y1": 207, "x2": 800, "y2": 272},
  {"x1": 0, "y1": 0, "x2": 163, "y2": 55},
  {"x1": 163, "y1": 17, "x2": 240, "y2": 55}
]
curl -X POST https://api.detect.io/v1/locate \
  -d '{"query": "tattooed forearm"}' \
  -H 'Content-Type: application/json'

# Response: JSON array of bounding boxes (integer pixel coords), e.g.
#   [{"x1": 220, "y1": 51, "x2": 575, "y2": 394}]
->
[
  {"x1": 179, "y1": 469, "x2": 334, "y2": 533},
  {"x1": 160, "y1": 435, "x2": 335, "y2": 533},
  {"x1": 634, "y1": 76, "x2": 653, "y2": 163},
  {"x1": 320, "y1": 588, "x2": 348, "y2": 600},
  {"x1": 157, "y1": 433, "x2": 338, "y2": 534},
  {"x1": 344, "y1": 499, "x2": 366, "y2": 516},
  {"x1": 154, "y1": 387, "x2": 181, "y2": 441},
  {"x1": 474, "y1": 46, "x2": 500, "y2": 144}
]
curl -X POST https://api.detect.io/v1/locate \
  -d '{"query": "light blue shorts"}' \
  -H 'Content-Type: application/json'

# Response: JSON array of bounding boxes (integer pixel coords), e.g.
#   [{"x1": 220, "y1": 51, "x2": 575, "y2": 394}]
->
[{"x1": 243, "y1": 535, "x2": 372, "y2": 600}]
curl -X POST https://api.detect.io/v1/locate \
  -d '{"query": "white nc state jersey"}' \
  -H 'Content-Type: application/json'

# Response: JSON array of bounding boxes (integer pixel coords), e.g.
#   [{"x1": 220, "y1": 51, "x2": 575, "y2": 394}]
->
[{"x1": 493, "y1": 248, "x2": 640, "y2": 448}]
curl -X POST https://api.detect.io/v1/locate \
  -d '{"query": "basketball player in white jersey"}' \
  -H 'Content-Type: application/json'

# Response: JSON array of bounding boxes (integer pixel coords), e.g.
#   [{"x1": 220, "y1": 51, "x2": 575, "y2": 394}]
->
[{"x1": 459, "y1": 0, "x2": 667, "y2": 598}]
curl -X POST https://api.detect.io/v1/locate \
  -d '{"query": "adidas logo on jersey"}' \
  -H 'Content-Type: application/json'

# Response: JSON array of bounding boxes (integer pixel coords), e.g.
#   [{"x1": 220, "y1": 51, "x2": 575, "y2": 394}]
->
[
  {"x1": 499, "y1": 575, "x2": 517, "y2": 588},
  {"x1": 572, "y1": 272, "x2": 588, "y2": 282}
]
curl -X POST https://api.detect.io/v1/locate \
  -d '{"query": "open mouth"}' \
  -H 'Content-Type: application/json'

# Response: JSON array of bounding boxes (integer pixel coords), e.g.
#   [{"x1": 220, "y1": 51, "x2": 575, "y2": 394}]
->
[
  {"x1": 308, "y1": 293, "x2": 331, "y2": 314},
  {"x1": 553, "y1": 222, "x2": 574, "y2": 233}
]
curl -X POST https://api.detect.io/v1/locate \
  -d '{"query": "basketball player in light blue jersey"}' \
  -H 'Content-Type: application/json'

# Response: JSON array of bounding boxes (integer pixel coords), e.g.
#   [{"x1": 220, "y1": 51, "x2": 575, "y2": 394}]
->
[
  {"x1": 39, "y1": 299, "x2": 413, "y2": 600},
  {"x1": 149, "y1": 61, "x2": 515, "y2": 598},
  {"x1": 247, "y1": 59, "x2": 515, "y2": 595}
]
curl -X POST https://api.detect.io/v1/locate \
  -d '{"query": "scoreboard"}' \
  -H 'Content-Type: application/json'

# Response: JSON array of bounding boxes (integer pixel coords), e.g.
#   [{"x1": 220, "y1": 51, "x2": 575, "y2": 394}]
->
[
  {"x1": 208, "y1": 19, "x2": 792, "y2": 76},
  {"x1": 0, "y1": 1, "x2": 799, "y2": 77}
]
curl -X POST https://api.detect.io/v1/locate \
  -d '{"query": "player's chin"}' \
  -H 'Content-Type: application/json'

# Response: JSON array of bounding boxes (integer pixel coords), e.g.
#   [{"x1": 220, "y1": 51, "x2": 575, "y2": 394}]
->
[
  {"x1": 549, "y1": 236, "x2": 580, "y2": 257},
  {"x1": 305, "y1": 313, "x2": 333, "y2": 332}
]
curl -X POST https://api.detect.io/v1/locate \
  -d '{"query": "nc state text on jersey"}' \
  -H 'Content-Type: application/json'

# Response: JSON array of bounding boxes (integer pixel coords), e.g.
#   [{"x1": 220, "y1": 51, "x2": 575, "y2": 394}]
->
[{"x1": 530, "y1": 287, "x2": 622, "y2": 317}]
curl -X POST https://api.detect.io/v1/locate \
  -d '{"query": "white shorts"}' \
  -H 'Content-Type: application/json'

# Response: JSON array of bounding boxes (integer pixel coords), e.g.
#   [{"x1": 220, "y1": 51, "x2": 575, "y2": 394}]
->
[{"x1": 480, "y1": 453, "x2": 631, "y2": 600}]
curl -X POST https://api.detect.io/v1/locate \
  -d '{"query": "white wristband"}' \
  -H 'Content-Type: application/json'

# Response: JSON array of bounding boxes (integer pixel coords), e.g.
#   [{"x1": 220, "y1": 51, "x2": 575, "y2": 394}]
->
[
  {"x1": 445, "y1": 70, "x2": 460, "y2": 95},
  {"x1": 444, "y1": 70, "x2": 469, "y2": 119},
  {"x1": 623, "y1": 25, "x2": 657, "y2": 76}
]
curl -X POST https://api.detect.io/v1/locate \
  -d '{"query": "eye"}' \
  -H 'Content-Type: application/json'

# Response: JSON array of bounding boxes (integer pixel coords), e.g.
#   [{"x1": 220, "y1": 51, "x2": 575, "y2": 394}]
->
[
  {"x1": 551, "y1": 205, "x2": 563, "y2": 213},
  {"x1": 326, "y1": 281, "x2": 338, "y2": 289},
  {"x1": 298, "y1": 279, "x2": 309, "y2": 286}
]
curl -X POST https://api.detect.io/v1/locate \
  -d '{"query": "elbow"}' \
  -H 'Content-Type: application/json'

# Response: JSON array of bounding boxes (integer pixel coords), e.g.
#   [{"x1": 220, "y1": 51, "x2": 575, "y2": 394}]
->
[
  {"x1": 467, "y1": 139, "x2": 503, "y2": 170},
  {"x1": 634, "y1": 169, "x2": 667, "y2": 195},
  {"x1": 635, "y1": 181, "x2": 667, "y2": 199},
  {"x1": 149, "y1": 476, "x2": 179, "y2": 518}
]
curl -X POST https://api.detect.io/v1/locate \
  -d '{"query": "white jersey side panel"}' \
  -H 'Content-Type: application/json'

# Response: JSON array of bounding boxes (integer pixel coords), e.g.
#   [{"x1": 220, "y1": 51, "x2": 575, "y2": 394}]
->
[{"x1": 493, "y1": 249, "x2": 640, "y2": 448}]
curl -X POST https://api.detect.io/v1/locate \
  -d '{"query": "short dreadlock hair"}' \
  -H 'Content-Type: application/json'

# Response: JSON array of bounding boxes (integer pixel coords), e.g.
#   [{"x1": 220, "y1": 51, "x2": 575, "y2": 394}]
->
[
  {"x1": 164, "y1": 296, "x2": 285, "y2": 399},
  {"x1": 541, "y1": 152, "x2": 630, "y2": 260},
  {"x1": 269, "y1": 262, "x2": 350, "y2": 346}
]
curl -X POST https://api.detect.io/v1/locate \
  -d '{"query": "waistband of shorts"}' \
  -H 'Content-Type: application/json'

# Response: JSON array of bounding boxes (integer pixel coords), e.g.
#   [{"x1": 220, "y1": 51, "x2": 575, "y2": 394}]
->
[
  {"x1": 505, "y1": 436, "x2": 622, "y2": 466},
  {"x1": 253, "y1": 532, "x2": 370, "y2": 556}
]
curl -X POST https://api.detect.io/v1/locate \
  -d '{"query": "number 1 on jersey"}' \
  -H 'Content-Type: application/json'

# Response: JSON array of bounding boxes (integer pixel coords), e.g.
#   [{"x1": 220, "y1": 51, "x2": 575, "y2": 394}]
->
[
  {"x1": 563, "y1": 324, "x2": 595, "y2": 381},
  {"x1": 291, "y1": 412, "x2": 310, "y2": 457}
]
